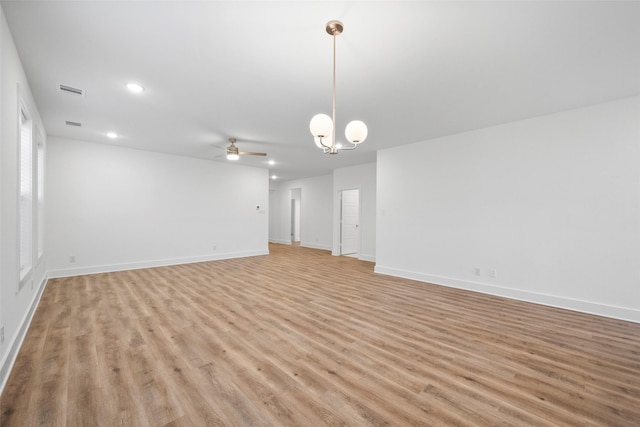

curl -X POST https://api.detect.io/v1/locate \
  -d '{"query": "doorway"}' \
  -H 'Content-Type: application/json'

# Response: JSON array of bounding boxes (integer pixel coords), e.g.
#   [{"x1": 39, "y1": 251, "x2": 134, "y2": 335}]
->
[
  {"x1": 289, "y1": 188, "x2": 301, "y2": 244},
  {"x1": 340, "y1": 189, "x2": 360, "y2": 256}
]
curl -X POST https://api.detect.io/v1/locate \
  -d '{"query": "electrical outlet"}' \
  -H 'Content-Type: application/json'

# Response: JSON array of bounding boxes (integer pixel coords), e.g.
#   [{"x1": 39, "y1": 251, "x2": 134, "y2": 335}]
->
[
  {"x1": 212, "y1": 245, "x2": 217, "y2": 251},
  {"x1": 69, "y1": 255, "x2": 76, "y2": 263},
  {"x1": 489, "y1": 269, "x2": 497, "y2": 278},
  {"x1": 474, "y1": 267, "x2": 481, "y2": 276}
]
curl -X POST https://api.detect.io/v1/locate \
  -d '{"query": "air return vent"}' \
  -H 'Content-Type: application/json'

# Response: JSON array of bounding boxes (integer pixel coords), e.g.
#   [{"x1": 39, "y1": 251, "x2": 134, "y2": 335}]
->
[
  {"x1": 65, "y1": 120, "x2": 82, "y2": 127},
  {"x1": 59, "y1": 84, "x2": 85, "y2": 97}
]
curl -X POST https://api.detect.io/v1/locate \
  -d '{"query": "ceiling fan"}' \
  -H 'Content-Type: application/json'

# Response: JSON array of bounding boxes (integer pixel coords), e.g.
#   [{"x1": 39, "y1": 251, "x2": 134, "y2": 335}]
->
[{"x1": 221, "y1": 138, "x2": 267, "y2": 161}]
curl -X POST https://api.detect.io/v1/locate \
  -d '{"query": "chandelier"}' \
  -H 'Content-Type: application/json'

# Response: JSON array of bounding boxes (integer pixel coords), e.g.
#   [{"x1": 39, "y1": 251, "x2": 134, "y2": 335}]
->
[{"x1": 309, "y1": 20, "x2": 368, "y2": 154}]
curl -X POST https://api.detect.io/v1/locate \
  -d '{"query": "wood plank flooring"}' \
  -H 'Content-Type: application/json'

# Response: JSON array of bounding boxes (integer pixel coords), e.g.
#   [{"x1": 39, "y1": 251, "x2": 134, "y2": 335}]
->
[{"x1": 2, "y1": 243, "x2": 639, "y2": 426}]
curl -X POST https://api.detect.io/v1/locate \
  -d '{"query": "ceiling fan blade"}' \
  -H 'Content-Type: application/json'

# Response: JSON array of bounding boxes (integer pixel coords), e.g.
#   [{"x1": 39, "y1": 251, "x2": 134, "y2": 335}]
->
[{"x1": 239, "y1": 151, "x2": 267, "y2": 156}]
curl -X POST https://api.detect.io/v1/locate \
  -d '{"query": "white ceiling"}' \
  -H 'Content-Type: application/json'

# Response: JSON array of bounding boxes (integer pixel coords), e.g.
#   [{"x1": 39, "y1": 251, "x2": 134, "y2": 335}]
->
[{"x1": 2, "y1": 1, "x2": 639, "y2": 181}]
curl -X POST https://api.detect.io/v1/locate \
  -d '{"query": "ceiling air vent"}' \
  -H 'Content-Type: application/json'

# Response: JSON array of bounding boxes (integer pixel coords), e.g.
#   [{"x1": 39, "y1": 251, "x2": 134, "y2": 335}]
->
[
  {"x1": 59, "y1": 84, "x2": 85, "y2": 97},
  {"x1": 65, "y1": 120, "x2": 82, "y2": 127}
]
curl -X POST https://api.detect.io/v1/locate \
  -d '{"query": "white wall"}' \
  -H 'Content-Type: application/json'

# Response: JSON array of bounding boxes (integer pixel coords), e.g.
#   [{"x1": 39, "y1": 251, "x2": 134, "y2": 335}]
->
[
  {"x1": 376, "y1": 96, "x2": 640, "y2": 322},
  {"x1": 1, "y1": 8, "x2": 48, "y2": 392},
  {"x1": 46, "y1": 137, "x2": 269, "y2": 277},
  {"x1": 333, "y1": 162, "x2": 377, "y2": 261},
  {"x1": 270, "y1": 175, "x2": 333, "y2": 250},
  {"x1": 268, "y1": 188, "x2": 278, "y2": 242}
]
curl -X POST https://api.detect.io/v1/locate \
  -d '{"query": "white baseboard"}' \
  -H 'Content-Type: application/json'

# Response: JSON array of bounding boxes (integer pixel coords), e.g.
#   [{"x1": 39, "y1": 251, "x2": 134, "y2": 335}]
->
[
  {"x1": 359, "y1": 253, "x2": 376, "y2": 262},
  {"x1": 374, "y1": 265, "x2": 640, "y2": 324},
  {"x1": 300, "y1": 241, "x2": 332, "y2": 251},
  {"x1": 0, "y1": 275, "x2": 48, "y2": 395},
  {"x1": 47, "y1": 249, "x2": 269, "y2": 279},
  {"x1": 270, "y1": 239, "x2": 292, "y2": 245}
]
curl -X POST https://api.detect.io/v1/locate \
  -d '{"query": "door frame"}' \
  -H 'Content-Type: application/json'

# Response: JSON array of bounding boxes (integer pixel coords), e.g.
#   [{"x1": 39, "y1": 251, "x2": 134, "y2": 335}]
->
[{"x1": 339, "y1": 188, "x2": 360, "y2": 256}]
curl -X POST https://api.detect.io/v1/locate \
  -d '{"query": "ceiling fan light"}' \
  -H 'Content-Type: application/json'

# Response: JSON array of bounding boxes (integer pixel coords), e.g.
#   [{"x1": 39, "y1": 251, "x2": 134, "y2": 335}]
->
[
  {"x1": 345, "y1": 120, "x2": 368, "y2": 144},
  {"x1": 309, "y1": 113, "x2": 333, "y2": 138},
  {"x1": 226, "y1": 143, "x2": 239, "y2": 160}
]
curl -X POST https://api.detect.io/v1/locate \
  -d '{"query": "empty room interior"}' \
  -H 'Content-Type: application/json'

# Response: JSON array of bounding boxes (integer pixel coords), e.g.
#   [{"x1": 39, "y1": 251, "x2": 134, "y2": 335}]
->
[{"x1": 1, "y1": 1, "x2": 639, "y2": 425}]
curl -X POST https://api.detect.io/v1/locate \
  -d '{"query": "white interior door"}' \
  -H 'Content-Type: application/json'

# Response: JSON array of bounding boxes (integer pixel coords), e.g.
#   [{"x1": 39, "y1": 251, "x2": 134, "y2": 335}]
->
[
  {"x1": 340, "y1": 189, "x2": 360, "y2": 255},
  {"x1": 290, "y1": 199, "x2": 295, "y2": 243}
]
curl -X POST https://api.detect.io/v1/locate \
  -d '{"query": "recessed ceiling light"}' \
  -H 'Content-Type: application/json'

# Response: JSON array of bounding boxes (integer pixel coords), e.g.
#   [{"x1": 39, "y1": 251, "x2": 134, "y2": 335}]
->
[
  {"x1": 268, "y1": 160, "x2": 275, "y2": 165},
  {"x1": 126, "y1": 83, "x2": 144, "y2": 93},
  {"x1": 271, "y1": 175, "x2": 277, "y2": 180},
  {"x1": 107, "y1": 132, "x2": 118, "y2": 139}
]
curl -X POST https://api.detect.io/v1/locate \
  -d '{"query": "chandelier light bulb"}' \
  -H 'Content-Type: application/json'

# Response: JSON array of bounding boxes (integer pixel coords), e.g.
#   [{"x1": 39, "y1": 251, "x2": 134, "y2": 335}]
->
[
  {"x1": 309, "y1": 113, "x2": 333, "y2": 138},
  {"x1": 345, "y1": 120, "x2": 368, "y2": 144}
]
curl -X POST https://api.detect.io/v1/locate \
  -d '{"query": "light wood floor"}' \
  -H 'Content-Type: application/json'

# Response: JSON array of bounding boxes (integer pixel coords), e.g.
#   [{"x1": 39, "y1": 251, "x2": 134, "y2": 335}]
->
[{"x1": 2, "y1": 244, "x2": 639, "y2": 426}]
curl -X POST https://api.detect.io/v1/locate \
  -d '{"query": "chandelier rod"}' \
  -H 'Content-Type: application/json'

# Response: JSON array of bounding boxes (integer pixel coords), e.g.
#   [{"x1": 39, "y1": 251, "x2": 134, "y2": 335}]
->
[
  {"x1": 331, "y1": 29, "x2": 337, "y2": 154},
  {"x1": 309, "y1": 19, "x2": 367, "y2": 153}
]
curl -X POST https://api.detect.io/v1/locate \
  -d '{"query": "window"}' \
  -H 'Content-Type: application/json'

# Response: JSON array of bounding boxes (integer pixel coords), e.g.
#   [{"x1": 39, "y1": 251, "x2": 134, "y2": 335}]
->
[
  {"x1": 36, "y1": 128, "x2": 45, "y2": 261},
  {"x1": 19, "y1": 103, "x2": 33, "y2": 285}
]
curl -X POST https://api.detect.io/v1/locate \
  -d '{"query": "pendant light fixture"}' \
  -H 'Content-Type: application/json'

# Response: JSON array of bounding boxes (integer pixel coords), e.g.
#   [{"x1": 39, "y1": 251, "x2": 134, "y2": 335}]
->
[{"x1": 309, "y1": 20, "x2": 368, "y2": 154}]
